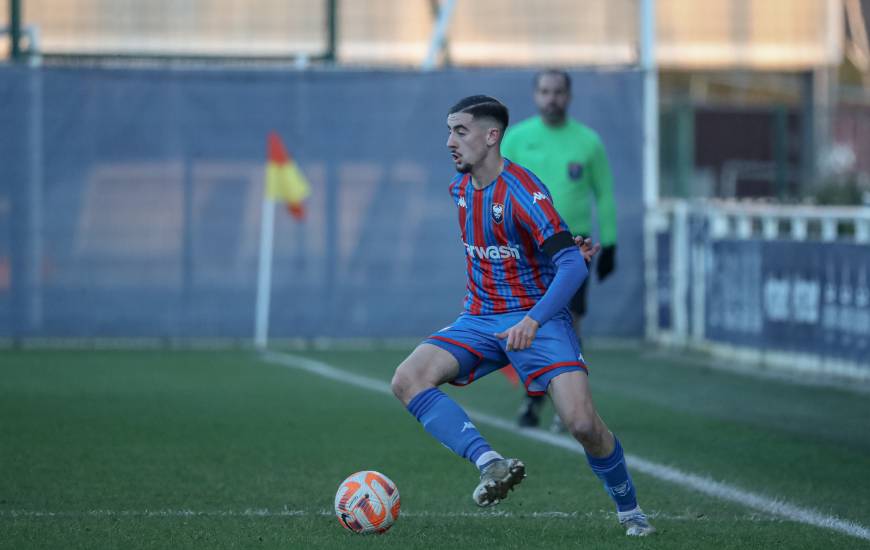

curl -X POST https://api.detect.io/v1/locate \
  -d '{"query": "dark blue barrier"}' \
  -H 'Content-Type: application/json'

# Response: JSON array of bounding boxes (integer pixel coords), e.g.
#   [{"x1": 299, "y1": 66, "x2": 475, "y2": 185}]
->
[
  {"x1": 0, "y1": 66, "x2": 644, "y2": 340},
  {"x1": 707, "y1": 240, "x2": 870, "y2": 363},
  {"x1": 656, "y1": 231, "x2": 671, "y2": 330}
]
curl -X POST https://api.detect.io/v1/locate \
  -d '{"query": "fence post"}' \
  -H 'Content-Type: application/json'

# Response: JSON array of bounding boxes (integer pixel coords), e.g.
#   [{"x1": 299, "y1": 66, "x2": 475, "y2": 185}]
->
[
  {"x1": 671, "y1": 201, "x2": 689, "y2": 344},
  {"x1": 675, "y1": 101, "x2": 694, "y2": 198},
  {"x1": 644, "y1": 208, "x2": 661, "y2": 341},
  {"x1": 10, "y1": 0, "x2": 21, "y2": 61},
  {"x1": 690, "y1": 217, "x2": 706, "y2": 343},
  {"x1": 324, "y1": 0, "x2": 337, "y2": 63}
]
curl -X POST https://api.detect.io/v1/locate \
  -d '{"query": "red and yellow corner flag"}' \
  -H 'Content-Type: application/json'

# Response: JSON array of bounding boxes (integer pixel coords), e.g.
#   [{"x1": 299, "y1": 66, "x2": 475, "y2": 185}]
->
[{"x1": 266, "y1": 131, "x2": 311, "y2": 220}]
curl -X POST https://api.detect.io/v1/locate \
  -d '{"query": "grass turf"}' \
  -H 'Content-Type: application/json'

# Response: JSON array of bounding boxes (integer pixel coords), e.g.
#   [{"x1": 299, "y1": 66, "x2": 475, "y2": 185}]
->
[{"x1": 1, "y1": 348, "x2": 869, "y2": 549}]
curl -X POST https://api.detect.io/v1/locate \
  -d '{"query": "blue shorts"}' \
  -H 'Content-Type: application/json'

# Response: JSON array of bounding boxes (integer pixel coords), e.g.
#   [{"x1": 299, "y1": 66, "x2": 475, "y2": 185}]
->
[{"x1": 425, "y1": 309, "x2": 588, "y2": 396}]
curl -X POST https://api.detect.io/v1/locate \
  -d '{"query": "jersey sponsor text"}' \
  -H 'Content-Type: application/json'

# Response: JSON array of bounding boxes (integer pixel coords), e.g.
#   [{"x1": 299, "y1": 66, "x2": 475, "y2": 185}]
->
[{"x1": 464, "y1": 242, "x2": 520, "y2": 260}]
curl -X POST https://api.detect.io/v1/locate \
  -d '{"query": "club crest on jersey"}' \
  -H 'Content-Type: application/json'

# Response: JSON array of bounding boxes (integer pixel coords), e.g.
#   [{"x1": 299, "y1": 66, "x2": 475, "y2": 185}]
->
[{"x1": 491, "y1": 202, "x2": 504, "y2": 224}]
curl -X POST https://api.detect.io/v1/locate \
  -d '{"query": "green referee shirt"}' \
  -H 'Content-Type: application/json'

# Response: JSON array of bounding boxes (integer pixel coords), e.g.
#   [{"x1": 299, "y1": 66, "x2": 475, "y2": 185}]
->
[{"x1": 501, "y1": 116, "x2": 617, "y2": 246}]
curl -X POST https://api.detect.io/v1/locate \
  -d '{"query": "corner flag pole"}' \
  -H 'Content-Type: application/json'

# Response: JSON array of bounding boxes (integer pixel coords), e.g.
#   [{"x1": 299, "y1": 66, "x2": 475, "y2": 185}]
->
[
  {"x1": 255, "y1": 132, "x2": 311, "y2": 349},
  {"x1": 254, "y1": 194, "x2": 276, "y2": 349}
]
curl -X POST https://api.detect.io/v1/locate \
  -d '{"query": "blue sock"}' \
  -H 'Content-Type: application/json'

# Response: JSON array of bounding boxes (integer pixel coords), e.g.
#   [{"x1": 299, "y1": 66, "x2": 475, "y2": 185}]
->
[
  {"x1": 406, "y1": 387, "x2": 496, "y2": 469},
  {"x1": 585, "y1": 437, "x2": 638, "y2": 512}
]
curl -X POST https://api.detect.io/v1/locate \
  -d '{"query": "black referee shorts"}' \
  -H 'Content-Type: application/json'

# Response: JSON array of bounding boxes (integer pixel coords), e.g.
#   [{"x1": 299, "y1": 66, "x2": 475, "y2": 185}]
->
[
  {"x1": 568, "y1": 278, "x2": 589, "y2": 317},
  {"x1": 567, "y1": 251, "x2": 593, "y2": 317}
]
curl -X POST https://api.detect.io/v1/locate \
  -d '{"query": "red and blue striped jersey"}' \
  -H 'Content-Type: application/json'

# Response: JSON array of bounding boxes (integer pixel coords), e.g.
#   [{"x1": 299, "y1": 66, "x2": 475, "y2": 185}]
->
[{"x1": 448, "y1": 158, "x2": 571, "y2": 315}]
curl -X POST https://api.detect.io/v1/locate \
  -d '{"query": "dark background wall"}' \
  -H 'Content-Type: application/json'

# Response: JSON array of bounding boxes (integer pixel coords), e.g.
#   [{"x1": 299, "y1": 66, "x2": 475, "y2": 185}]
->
[{"x1": 0, "y1": 67, "x2": 644, "y2": 340}]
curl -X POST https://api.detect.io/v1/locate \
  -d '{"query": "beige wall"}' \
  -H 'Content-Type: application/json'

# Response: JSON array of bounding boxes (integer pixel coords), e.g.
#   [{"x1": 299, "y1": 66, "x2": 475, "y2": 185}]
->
[
  {"x1": 657, "y1": 0, "x2": 843, "y2": 68},
  {"x1": 21, "y1": 0, "x2": 328, "y2": 56},
  {"x1": 15, "y1": 0, "x2": 844, "y2": 69}
]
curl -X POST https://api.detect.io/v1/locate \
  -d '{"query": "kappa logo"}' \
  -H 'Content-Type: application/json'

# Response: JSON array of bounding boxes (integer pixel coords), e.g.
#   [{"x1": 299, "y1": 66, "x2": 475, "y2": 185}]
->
[
  {"x1": 532, "y1": 192, "x2": 548, "y2": 204},
  {"x1": 491, "y1": 202, "x2": 504, "y2": 224},
  {"x1": 461, "y1": 421, "x2": 476, "y2": 433},
  {"x1": 457, "y1": 196, "x2": 467, "y2": 208}
]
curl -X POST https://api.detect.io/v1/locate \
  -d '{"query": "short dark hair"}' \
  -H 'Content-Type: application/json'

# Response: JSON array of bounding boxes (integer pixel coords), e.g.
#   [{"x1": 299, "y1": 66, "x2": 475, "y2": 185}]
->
[
  {"x1": 534, "y1": 69, "x2": 571, "y2": 92},
  {"x1": 448, "y1": 95, "x2": 509, "y2": 131}
]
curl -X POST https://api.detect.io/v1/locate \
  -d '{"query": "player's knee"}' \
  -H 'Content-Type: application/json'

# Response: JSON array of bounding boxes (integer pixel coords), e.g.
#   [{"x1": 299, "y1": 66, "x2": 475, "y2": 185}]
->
[
  {"x1": 564, "y1": 416, "x2": 601, "y2": 445},
  {"x1": 392, "y1": 346, "x2": 454, "y2": 405},
  {"x1": 391, "y1": 361, "x2": 426, "y2": 405},
  {"x1": 390, "y1": 365, "x2": 411, "y2": 403}
]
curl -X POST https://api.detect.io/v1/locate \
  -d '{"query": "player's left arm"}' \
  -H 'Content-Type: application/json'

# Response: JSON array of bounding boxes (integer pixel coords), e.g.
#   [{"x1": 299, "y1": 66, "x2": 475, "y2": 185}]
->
[
  {"x1": 527, "y1": 233, "x2": 589, "y2": 325},
  {"x1": 495, "y1": 170, "x2": 590, "y2": 350},
  {"x1": 495, "y1": 232, "x2": 588, "y2": 351},
  {"x1": 576, "y1": 235, "x2": 601, "y2": 262},
  {"x1": 589, "y1": 139, "x2": 618, "y2": 280}
]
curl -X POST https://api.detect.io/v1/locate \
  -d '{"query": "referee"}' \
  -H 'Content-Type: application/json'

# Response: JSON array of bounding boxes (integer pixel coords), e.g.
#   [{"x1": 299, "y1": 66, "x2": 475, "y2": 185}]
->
[{"x1": 501, "y1": 69, "x2": 618, "y2": 431}]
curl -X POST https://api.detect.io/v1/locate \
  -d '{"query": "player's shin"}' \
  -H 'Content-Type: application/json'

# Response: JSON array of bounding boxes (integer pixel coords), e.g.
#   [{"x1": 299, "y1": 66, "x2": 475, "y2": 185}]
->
[
  {"x1": 585, "y1": 437, "x2": 638, "y2": 512},
  {"x1": 406, "y1": 387, "x2": 502, "y2": 470}
]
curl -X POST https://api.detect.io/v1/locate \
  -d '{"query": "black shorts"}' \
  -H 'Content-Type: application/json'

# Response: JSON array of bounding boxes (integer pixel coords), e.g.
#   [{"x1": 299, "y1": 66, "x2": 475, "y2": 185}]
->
[
  {"x1": 568, "y1": 278, "x2": 589, "y2": 317},
  {"x1": 568, "y1": 253, "x2": 593, "y2": 317}
]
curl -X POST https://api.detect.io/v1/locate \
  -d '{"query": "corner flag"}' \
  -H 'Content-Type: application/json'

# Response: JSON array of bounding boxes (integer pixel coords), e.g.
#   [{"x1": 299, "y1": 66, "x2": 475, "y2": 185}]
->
[
  {"x1": 266, "y1": 131, "x2": 310, "y2": 220},
  {"x1": 256, "y1": 131, "x2": 311, "y2": 349}
]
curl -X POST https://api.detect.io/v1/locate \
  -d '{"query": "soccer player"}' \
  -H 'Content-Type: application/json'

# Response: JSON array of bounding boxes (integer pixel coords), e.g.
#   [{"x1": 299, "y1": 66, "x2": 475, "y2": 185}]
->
[
  {"x1": 501, "y1": 69, "x2": 618, "y2": 431},
  {"x1": 390, "y1": 95, "x2": 654, "y2": 536}
]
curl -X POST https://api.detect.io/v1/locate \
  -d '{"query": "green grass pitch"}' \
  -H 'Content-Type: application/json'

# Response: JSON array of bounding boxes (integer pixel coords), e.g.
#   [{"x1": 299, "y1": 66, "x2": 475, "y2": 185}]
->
[{"x1": 1, "y1": 347, "x2": 869, "y2": 549}]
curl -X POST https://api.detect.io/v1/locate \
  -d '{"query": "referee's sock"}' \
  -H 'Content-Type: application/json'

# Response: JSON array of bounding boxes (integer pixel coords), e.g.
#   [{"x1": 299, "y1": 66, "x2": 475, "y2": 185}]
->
[{"x1": 407, "y1": 387, "x2": 501, "y2": 470}]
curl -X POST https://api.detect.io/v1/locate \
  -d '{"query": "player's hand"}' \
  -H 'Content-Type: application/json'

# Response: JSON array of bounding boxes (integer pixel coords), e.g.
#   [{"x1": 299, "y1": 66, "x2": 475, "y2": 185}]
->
[
  {"x1": 597, "y1": 245, "x2": 616, "y2": 281},
  {"x1": 494, "y1": 315, "x2": 540, "y2": 351},
  {"x1": 574, "y1": 235, "x2": 601, "y2": 263}
]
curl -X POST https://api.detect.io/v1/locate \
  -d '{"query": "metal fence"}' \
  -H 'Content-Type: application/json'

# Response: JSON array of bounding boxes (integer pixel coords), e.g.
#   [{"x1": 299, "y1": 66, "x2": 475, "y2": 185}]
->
[{"x1": 648, "y1": 199, "x2": 870, "y2": 379}]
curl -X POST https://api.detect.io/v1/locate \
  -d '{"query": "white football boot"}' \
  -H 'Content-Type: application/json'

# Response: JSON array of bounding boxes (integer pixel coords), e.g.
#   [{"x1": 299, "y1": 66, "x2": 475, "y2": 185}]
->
[
  {"x1": 472, "y1": 458, "x2": 526, "y2": 507},
  {"x1": 618, "y1": 507, "x2": 656, "y2": 536}
]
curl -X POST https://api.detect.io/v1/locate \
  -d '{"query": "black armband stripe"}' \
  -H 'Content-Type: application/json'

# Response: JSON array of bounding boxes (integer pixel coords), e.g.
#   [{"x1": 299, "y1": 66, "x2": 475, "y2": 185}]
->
[{"x1": 541, "y1": 231, "x2": 575, "y2": 258}]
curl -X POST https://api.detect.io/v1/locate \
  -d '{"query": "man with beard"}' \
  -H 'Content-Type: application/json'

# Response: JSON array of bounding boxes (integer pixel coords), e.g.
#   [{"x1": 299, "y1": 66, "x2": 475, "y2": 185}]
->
[
  {"x1": 502, "y1": 70, "x2": 619, "y2": 432},
  {"x1": 389, "y1": 95, "x2": 653, "y2": 537}
]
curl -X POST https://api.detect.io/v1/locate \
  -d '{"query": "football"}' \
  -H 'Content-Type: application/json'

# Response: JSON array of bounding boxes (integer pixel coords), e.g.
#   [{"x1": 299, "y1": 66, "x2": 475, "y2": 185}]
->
[{"x1": 334, "y1": 470, "x2": 401, "y2": 534}]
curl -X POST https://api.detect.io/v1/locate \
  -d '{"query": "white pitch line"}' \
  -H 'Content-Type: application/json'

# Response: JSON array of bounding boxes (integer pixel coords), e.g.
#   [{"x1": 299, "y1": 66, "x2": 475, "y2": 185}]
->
[
  {"x1": 260, "y1": 350, "x2": 870, "y2": 542},
  {"x1": 0, "y1": 508, "x2": 763, "y2": 522},
  {"x1": 0, "y1": 509, "x2": 308, "y2": 519}
]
